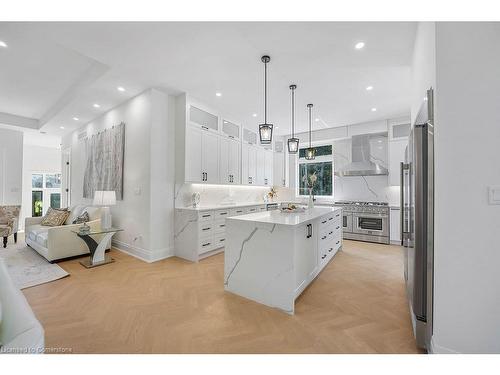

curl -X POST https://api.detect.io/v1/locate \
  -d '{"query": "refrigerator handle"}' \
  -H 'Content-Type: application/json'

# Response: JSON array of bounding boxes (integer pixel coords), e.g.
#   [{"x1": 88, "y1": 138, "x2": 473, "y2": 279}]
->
[{"x1": 400, "y1": 162, "x2": 409, "y2": 246}]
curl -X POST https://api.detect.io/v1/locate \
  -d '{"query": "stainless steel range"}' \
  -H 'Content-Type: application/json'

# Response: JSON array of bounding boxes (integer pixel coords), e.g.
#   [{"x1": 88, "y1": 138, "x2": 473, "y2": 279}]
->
[{"x1": 333, "y1": 201, "x2": 390, "y2": 244}]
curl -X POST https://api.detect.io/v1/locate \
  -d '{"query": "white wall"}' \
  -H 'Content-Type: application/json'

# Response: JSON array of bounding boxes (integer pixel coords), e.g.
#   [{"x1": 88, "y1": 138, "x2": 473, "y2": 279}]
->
[
  {"x1": 430, "y1": 22, "x2": 500, "y2": 354},
  {"x1": 21, "y1": 145, "x2": 61, "y2": 230},
  {"x1": 0, "y1": 128, "x2": 23, "y2": 205},
  {"x1": 62, "y1": 88, "x2": 175, "y2": 262}
]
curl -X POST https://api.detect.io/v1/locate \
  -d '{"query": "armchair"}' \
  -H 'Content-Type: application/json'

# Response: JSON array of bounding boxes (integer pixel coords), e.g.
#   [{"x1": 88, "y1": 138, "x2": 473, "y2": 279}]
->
[{"x1": 0, "y1": 205, "x2": 21, "y2": 248}]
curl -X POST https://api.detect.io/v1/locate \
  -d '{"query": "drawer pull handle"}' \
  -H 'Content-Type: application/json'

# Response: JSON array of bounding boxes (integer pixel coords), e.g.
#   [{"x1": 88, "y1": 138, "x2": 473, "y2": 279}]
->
[
  {"x1": 236, "y1": 210, "x2": 243, "y2": 213},
  {"x1": 321, "y1": 220, "x2": 327, "y2": 224},
  {"x1": 202, "y1": 214, "x2": 211, "y2": 218},
  {"x1": 336, "y1": 226, "x2": 340, "y2": 230},
  {"x1": 220, "y1": 239, "x2": 225, "y2": 242},
  {"x1": 336, "y1": 214, "x2": 340, "y2": 217},
  {"x1": 202, "y1": 227, "x2": 211, "y2": 231},
  {"x1": 329, "y1": 231, "x2": 333, "y2": 235},
  {"x1": 336, "y1": 241, "x2": 340, "y2": 245},
  {"x1": 202, "y1": 242, "x2": 211, "y2": 247},
  {"x1": 201, "y1": 126, "x2": 209, "y2": 130},
  {"x1": 321, "y1": 236, "x2": 327, "y2": 240},
  {"x1": 322, "y1": 255, "x2": 327, "y2": 259},
  {"x1": 219, "y1": 212, "x2": 228, "y2": 215},
  {"x1": 328, "y1": 217, "x2": 333, "y2": 221},
  {"x1": 329, "y1": 248, "x2": 333, "y2": 252}
]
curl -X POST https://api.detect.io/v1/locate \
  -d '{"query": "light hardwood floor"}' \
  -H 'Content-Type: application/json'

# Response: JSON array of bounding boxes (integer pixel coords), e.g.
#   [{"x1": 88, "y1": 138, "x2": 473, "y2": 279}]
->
[{"x1": 23, "y1": 240, "x2": 421, "y2": 353}]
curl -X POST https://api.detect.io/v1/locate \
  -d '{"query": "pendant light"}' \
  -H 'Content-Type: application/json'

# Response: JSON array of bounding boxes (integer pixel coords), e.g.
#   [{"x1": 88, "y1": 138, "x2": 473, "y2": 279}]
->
[
  {"x1": 287, "y1": 84, "x2": 299, "y2": 153},
  {"x1": 305, "y1": 103, "x2": 315, "y2": 160},
  {"x1": 259, "y1": 55, "x2": 273, "y2": 144}
]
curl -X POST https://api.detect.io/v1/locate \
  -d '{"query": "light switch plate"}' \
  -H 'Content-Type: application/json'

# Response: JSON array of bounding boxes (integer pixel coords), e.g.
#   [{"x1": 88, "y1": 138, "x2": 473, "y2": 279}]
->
[{"x1": 488, "y1": 186, "x2": 500, "y2": 205}]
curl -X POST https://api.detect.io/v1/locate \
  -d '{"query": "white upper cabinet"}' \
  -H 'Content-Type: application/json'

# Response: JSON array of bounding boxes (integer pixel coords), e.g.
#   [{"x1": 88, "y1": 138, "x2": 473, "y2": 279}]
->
[
  {"x1": 256, "y1": 149, "x2": 266, "y2": 186},
  {"x1": 389, "y1": 138, "x2": 407, "y2": 186},
  {"x1": 388, "y1": 117, "x2": 411, "y2": 141},
  {"x1": 247, "y1": 144, "x2": 257, "y2": 185},
  {"x1": 220, "y1": 136, "x2": 240, "y2": 184},
  {"x1": 185, "y1": 125, "x2": 219, "y2": 183},
  {"x1": 274, "y1": 140, "x2": 286, "y2": 187},
  {"x1": 264, "y1": 149, "x2": 273, "y2": 186},
  {"x1": 189, "y1": 105, "x2": 219, "y2": 133},
  {"x1": 222, "y1": 120, "x2": 241, "y2": 140}
]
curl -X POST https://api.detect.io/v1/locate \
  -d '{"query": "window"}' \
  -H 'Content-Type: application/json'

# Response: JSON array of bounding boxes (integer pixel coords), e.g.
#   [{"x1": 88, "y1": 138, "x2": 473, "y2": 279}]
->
[
  {"x1": 31, "y1": 173, "x2": 62, "y2": 216},
  {"x1": 297, "y1": 144, "x2": 333, "y2": 197}
]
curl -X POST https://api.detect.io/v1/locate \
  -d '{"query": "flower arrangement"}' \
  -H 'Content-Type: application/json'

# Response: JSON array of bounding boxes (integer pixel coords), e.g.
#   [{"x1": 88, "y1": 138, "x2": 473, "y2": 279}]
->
[
  {"x1": 302, "y1": 171, "x2": 318, "y2": 189},
  {"x1": 268, "y1": 186, "x2": 277, "y2": 200}
]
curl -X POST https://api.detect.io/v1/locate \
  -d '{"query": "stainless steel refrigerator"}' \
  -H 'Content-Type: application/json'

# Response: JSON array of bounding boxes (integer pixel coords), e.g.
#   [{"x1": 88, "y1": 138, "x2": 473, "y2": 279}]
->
[{"x1": 401, "y1": 88, "x2": 434, "y2": 351}]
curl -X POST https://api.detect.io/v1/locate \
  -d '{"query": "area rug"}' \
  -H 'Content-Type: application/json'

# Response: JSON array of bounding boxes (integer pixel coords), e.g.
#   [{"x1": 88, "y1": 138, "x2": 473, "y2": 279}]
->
[{"x1": 0, "y1": 244, "x2": 69, "y2": 289}]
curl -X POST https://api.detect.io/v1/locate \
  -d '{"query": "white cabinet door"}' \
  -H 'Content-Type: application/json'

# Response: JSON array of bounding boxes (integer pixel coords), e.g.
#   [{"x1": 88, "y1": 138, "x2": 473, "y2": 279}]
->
[
  {"x1": 219, "y1": 137, "x2": 230, "y2": 184},
  {"x1": 389, "y1": 139, "x2": 408, "y2": 186},
  {"x1": 228, "y1": 139, "x2": 240, "y2": 184},
  {"x1": 185, "y1": 126, "x2": 203, "y2": 182},
  {"x1": 202, "y1": 131, "x2": 219, "y2": 184},
  {"x1": 294, "y1": 221, "x2": 318, "y2": 293},
  {"x1": 248, "y1": 144, "x2": 257, "y2": 185},
  {"x1": 274, "y1": 151, "x2": 285, "y2": 187},
  {"x1": 390, "y1": 208, "x2": 401, "y2": 243},
  {"x1": 256, "y1": 148, "x2": 265, "y2": 186},
  {"x1": 241, "y1": 142, "x2": 249, "y2": 185},
  {"x1": 264, "y1": 150, "x2": 273, "y2": 186}
]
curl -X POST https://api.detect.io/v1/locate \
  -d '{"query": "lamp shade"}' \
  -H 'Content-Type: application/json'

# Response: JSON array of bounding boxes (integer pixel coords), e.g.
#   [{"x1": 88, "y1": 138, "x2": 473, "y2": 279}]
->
[{"x1": 93, "y1": 190, "x2": 116, "y2": 206}]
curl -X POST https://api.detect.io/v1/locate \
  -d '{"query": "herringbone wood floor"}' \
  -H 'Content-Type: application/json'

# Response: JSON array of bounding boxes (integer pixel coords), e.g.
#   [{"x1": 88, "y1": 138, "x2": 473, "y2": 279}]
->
[{"x1": 22, "y1": 240, "x2": 421, "y2": 353}]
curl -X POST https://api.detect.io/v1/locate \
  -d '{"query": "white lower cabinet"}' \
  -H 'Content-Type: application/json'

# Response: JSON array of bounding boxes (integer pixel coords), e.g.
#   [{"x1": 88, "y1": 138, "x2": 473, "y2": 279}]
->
[{"x1": 175, "y1": 205, "x2": 267, "y2": 262}]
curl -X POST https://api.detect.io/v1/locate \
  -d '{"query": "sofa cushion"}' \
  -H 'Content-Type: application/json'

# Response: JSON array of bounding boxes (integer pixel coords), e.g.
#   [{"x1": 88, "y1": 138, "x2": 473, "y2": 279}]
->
[
  {"x1": 26, "y1": 225, "x2": 48, "y2": 243},
  {"x1": 41, "y1": 207, "x2": 70, "y2": 227},
  {"x1": 65, "y1": 204, "x2": 86, "y2": 225},
  {"x1": 81, "y1": 206, "x2": 100, "y2": 221},
  {"x1": 35, "y1": 232, "x2": 48, "y2": 248}
]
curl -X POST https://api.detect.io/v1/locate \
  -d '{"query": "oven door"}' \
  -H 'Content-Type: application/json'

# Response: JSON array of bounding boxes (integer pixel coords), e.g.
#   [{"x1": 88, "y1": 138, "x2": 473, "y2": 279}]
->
[
  {"x1": 353, "y1": 212, "x2": 389, "y2": 237},
  {"x1": 342, "y1": 212, "x2": 353, "y2": 233}
]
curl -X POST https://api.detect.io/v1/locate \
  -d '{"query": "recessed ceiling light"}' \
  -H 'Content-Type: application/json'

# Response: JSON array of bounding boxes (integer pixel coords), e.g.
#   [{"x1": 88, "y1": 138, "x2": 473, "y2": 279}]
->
[
  {"x1": 366, "y1": 86, "x2": 373, "y2": 91},
  {"x1": 215, "y1": 92, "x2": 222, "y2": 97},
  {"x1": 315, "y1": 118, "x2": 319, "y2": 122},
  {"x1": 252, "y1": 113, "x2": 257, "y2": 117},
  {"x1": 73, "y1": 117, "x2": 79, "y2": 121},
  {"x1": 355, "y1": 42, "x2": 365, "y2": 50},
  {"x1": 117, "y1": 86, "x2": 125, "y2": 92},
  {"x1": 93, "y1": 103, "x2": 100, "y2": 108},
  {"x1": 0, "y1": 40, "x2": 7, "y2": 48},
  {"x1": 371, "y1": 108, "x2": 377, "y2": 112},
  {"x1": 60, "y1": 126, "x2": 65, "y2": 129}
]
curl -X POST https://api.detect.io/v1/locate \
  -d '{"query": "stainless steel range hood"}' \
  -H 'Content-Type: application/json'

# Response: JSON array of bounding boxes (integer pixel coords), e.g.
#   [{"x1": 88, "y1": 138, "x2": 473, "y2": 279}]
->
[{"x1": 337, "y1": 134, "x2": 388, "y2": 177}]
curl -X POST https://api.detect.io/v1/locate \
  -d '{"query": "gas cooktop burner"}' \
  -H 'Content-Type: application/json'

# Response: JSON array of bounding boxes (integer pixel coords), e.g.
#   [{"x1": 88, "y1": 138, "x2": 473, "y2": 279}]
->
[{"x1": 334, "y1": 201, "x2": 389, "y2": 207}]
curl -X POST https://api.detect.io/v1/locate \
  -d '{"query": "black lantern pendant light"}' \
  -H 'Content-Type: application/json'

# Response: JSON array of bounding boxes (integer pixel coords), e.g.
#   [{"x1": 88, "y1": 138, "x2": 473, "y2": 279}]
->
[
  {"x1": 259, "y1": 55, "x2": 273, "y2": 144},
  {"x1": 305, "y1": 104, "x2": 315, "y2": 160},
  {"x1": 287, "y1": 84, "x2": 299, "y2": 153}
]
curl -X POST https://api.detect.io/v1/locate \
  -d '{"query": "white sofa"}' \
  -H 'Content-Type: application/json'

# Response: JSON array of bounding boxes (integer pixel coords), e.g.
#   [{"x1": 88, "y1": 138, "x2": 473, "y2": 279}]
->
[
  {"x1": 0, "y1": 258, "x2": 44, "y2": 354},
  {"x1": 25, "y1": 205, "x2": 103, "y2": 263}
]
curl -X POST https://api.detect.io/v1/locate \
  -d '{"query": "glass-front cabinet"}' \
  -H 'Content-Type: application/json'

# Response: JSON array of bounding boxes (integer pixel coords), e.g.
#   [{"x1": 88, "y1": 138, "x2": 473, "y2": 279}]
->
[{"x1": 189, "y1": 105, "x2": 219, "y2": 132}]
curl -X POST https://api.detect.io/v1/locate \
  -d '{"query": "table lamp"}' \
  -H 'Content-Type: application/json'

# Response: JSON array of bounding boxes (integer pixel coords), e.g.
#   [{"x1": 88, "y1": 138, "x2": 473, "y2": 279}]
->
[{"x1": 93, "y1": 190, "x2": 116, "y2": 230}]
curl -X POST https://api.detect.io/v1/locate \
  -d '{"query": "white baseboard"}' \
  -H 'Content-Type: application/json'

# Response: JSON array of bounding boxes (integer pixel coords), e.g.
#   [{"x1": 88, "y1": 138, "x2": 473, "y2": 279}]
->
[
  {"x1": 112, "y1": 239, "x2": 173, "y2": 263},
  {"x1": 429, "y1": 337, "x2": 461, "y2": 354}
]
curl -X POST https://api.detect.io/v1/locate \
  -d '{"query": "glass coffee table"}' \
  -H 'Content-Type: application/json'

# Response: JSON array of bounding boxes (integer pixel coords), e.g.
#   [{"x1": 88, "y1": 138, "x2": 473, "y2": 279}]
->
[{"x1": 73, "y1": 228, "x2": 123, "y2": 268}]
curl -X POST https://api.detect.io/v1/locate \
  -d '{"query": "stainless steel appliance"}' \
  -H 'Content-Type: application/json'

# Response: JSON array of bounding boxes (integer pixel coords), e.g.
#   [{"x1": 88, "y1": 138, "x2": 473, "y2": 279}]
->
[
  {"x1": 333, "y1": 201, "x2": 390, "y2": 244},
  {"x1": 401, "y1": 88, "x2": 434, "y2": 351}
]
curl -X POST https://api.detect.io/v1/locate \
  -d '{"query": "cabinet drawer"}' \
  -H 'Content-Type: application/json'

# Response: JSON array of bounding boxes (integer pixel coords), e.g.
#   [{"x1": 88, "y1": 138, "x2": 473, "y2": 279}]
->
[
  {"x1": 214, "y1": 209, "x2": 230, "y2": 219},
  {"x1": 246, "y1": 206, "x2": 258, "y2": 214},
  {"x1": 214, "y1": 221, "x2": 227, "y2": 233},
  {"x1": 199, "y1": 236, "x2": 216, "y2": 254},
  {"x1": 258, "y1": 205, "x2": 267, "y2": 211},
  {"x1": 230, "y1": 208, "x2": 245, "y2": 216},
  {"x1": 214, "y1": 233, "x2": 226, "y2": 248},
  {"x1": 199, "y1": 222, "x2": 214, "y2": 236},
  {"x1": 198, "y1": 211, "x2": 214, "y2": 222}
]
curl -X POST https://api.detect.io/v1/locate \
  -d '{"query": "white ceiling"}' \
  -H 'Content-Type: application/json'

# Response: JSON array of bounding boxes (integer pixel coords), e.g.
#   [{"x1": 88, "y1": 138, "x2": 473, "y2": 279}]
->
[{"x1": 0, "y1": 22, "x2": 416, "y2": 137}]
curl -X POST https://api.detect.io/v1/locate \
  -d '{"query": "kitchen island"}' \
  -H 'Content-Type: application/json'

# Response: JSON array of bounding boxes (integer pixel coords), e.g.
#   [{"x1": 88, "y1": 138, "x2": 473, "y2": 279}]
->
[{"x1": 224, "y1": 207, "x2": 342, "y2": 314}]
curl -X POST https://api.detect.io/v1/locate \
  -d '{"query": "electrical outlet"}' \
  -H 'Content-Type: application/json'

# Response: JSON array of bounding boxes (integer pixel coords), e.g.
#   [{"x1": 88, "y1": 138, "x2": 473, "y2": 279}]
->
[{"x1": 488, "y1": 186, "x2": 500, "y2": 205}]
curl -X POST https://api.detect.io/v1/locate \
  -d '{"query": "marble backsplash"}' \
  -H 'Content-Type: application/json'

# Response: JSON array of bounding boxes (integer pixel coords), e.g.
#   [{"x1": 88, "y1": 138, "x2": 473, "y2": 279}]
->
[
  {"x1": 175, "y1": 183, "x2": 295, "y2": 208},
  {"x1": 333, "y1": 175, "x2": 399, "y2": 205}
]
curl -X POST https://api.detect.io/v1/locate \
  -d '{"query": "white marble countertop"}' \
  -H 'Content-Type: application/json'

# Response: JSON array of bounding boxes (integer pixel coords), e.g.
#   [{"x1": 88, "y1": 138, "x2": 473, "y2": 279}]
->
[
  {"x1": 227, "y1": 207, "x2": 341, "y2": 226},
  {"x1": 175, "y1": 201, "x2": 307, "y2": 211}
]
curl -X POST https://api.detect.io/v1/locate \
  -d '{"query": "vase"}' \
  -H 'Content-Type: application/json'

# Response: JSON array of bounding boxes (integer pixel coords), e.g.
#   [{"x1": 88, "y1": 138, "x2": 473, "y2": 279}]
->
[{"x1": 308, "y1": 188, "x2": 314, "y2": 209}]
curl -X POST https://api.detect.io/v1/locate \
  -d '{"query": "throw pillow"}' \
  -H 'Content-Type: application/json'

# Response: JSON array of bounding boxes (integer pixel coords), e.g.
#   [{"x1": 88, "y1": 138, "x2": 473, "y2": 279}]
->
[
  {"x1": 72, "y1": 211, "x2": 90, "y2": 224},
  {"x1": 41, "y1": 207, "x2": 70, "y2": 227},
  {"x1": 65, "y1": 204, "x2": 85, "y2": 225}
]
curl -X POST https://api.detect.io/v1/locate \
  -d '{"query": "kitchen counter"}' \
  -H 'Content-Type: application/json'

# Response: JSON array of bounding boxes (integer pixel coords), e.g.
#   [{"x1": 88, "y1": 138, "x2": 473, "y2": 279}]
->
[
  {"x1": 228, "y1": 207, "x2": 338, "y2": 226},
  {"x1": 224, "y1": 207, "x2": 343, "y2": 314}
]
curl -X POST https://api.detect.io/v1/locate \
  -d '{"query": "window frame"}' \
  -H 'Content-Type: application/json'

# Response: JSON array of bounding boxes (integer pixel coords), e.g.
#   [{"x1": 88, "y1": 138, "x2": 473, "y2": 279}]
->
[{"x1": 295, "y1": 141, "x2": 334, "y2": 200}]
